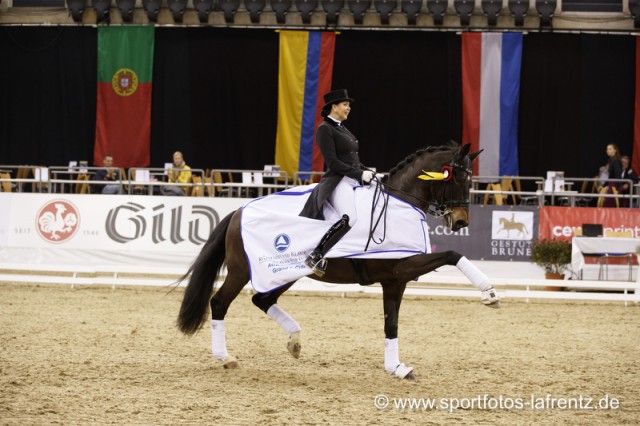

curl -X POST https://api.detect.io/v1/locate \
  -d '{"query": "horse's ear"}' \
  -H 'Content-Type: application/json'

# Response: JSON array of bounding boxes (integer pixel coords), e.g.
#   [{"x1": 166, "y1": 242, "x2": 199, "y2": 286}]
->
[
  {"x1": 468, "y1": 149, "x2": 484, "y2": 162},
  {"x1": 456, "y1": 143, "x2": 470, "y2": 160}
]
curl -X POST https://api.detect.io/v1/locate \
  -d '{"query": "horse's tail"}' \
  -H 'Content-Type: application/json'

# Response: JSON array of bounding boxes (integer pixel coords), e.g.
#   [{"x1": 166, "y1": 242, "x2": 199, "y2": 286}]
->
[{"x1": 177, "y1": 211, "x2": 234, "y2": 335}]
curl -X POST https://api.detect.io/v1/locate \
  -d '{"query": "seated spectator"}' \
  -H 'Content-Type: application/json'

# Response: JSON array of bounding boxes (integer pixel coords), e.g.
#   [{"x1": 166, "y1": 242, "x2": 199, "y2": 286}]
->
[
  {"x1": 92, "y1": 154, "x2": 121, "y2": 194},
  {"x1": 601, "y1": 144, "x2": 622, "y2": 208},
  {"x1": 619, "y1": 155, "x2": 638, "y2": 207},
  {"x1": 162, "y1": 151, "x2": 191, "y2": 196}
]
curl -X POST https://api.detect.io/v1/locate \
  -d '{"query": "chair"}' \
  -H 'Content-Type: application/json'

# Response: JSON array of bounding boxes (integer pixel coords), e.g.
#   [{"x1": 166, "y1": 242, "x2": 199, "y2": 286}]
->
[
  {"x1": 92, "y1": 0, "x2": 111, "y2": 22},
  {"x1": 193, "y1": 0, "x2": 214, "y2": 22},
  {"x1": 246, "y1": 0, "x2": 267, "y2": 22},
  {"x1": 168, "y1": 0, "x2": 188, "y2": 22},
  {"x1": 630, "y1": 0, "x2": 640, "y2": 28},
  {"x1": 191, "y1": 176, "x2": 204, "y2": 197},
  {"x1": 67, "y1": 0, "x2": 86, "y2": 22},
  {"x1": 220, "y1": 0, "x2": 240, "y2": 22},
  {"x1": 271, "y1": 0, "x2": 293, "y2": 23},
  {"x1": 74, "y1": 174, "x2": 90, "y2": 195},
  {"x1": 295, "y1": 0, "x2": 317, "y2": 24},
  {"x1": 481, "y1": 0, "x2": 501, "y2": 25},
  {"x1": 508, "y1": 0, "x2": 527, "y2": 25},
  {"x1": 348, "y1": 0, "x2": 370, "y2": 24},
  {"x1": 597, "y1": 186, "x2": 619, "y2": 208},
  {"x1": 401, "y1": 0, "x2": 421, "y2": 24},
  {"x1": 535, "y1": 0, "x2": 555, "y2": 26},
  {"x1": 483, "y1": 182, "x2": 504, "y2": 205},
  {"x1": 212, "y1": 171, "x2": 231, "y2": 197},
  {"x1": 0, "y1": 172, "x2": 12, "y2": 192},
  {"x1": 600, "y1": 230, "x2": 635, "y2": 281},
  {"x1": 373, "y1": 0, "x2": 395, "y2": 24},
  {"x1": 426, "y1": 0, "x2": 447, "y2": 24},
  {"x1": 116, "y1": 0, "x2": 135, "y2": 22},
  {"x1": 142, "y1": 0, "x2": 161, "y2": 22},
  {"x1": 454, "y1": 0, "x2": 474, "y2": 25},
  {"x1": 321, "y1": 0, "x2": 342, "y2": 24}
]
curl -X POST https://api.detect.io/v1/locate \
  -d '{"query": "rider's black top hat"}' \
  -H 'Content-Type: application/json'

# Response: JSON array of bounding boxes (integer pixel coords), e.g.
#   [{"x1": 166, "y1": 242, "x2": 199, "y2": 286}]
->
[{"x1": 322, "y1": 89, "x2": 354, "y2": 110}]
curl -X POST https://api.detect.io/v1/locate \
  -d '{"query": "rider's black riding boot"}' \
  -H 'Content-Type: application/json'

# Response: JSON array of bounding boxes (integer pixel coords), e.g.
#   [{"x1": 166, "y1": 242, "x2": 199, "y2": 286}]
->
[{"x1": 304, "y1": 215, "x2": 351, "y2": 277}]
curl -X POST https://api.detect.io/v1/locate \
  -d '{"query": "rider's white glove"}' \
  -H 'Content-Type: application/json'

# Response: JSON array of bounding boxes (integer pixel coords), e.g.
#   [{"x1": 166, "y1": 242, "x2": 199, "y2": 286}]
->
[
  {"x1": 375, "y1": 173, "x2": 385, "y2": 180},
  {"x1": 361, "y1": 170, "x2": 374, "y2": 184}
]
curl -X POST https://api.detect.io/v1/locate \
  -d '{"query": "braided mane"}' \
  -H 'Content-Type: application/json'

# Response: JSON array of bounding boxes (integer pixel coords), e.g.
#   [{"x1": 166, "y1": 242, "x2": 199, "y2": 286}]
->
[{"x1": 386, "y1": 143, "x2": 458, "y2": 180}]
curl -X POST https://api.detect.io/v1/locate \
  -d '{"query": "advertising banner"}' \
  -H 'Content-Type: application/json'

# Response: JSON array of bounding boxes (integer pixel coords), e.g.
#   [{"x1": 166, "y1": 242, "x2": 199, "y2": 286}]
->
[
  {"x1": 539, "y1": 207, "x2": 640, "y2": 241},
  {"x1": 427, "y1": 205, "x2": 539, "y2": 261},
  {"x1": 0, "y1": 193, "x2": 246, "y2": 253}
]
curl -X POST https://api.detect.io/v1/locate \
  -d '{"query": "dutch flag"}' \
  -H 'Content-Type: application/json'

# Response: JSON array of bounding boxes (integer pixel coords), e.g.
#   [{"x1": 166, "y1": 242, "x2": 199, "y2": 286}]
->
[{"x1": 462, "y1": 32, "x2": 523, "y2": 177}]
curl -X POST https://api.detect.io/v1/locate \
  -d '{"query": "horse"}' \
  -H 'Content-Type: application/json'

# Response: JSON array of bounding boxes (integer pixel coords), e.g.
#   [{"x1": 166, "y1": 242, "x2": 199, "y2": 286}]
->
[
  {"x1": 498, "y1": 216, "x2": 528, "y2": 238},
  {"x1": 176, "y1": 141, "x2": 500, "y2": 380}
]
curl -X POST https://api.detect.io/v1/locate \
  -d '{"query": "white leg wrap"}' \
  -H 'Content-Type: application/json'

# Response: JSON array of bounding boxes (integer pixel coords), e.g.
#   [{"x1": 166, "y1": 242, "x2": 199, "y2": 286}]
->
[
  {"x1": 211, "y1": 320, "x2": 228, "y2": 360},
  {"x1": 384, "y1": 338, "x2": 400, "y2": 374},
  {"x1": 267, "y1": 305, "x2": 302, "y2": 335},
  {"x1": 456, "y1": 256, "x2": 491, "y2": 291}
]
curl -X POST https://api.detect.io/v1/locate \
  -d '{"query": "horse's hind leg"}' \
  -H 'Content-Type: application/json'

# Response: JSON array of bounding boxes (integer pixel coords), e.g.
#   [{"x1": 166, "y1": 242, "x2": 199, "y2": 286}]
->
[
  {"x1": 210, "y1": 272, "x2": 249, "y2": 369},
  {"x1": 252, "y1": 282, "x2": 302, "y2": 358}
]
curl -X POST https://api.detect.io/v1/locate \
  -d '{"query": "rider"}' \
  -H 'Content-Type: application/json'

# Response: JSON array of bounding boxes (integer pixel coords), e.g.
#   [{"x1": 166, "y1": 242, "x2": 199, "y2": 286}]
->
[{"x1": 300, "y1": 89, "x2": 374, "y2": 276}]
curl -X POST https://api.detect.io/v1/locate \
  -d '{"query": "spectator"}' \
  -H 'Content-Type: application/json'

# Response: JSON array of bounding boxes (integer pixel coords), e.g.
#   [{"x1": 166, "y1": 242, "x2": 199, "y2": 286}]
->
[
  {"x1": 162, "y1": 151, "x2": 191, "y2": 196},
  {"x1": 602, "y1": 144, "x2": 622, "y2": 207},
  {"x1": 619, "y1": 155, "x2": 638, "y2": 207},
  {"x1": 92, "y1": 154, "x2": 121, "y2": 194}
]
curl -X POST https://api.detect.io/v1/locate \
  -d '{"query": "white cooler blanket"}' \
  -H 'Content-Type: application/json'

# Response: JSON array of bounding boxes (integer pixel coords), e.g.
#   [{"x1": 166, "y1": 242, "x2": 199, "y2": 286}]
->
[{"x1": 240, "y1": 183, "x2": 431, "y2": 293}]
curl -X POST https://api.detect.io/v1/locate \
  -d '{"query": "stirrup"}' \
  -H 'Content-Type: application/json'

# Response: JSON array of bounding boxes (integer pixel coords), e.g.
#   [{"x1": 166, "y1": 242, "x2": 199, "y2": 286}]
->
[
  {"x1": 304, "y1": 253, "x2": 327, "y2": 277},
  {"x1": 481, "y1": 286, "x2": 500, "y2": 308}
]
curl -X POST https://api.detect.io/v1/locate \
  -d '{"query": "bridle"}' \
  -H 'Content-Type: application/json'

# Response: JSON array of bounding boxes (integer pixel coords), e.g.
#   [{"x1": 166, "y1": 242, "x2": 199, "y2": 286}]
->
[
  {"x1": 381, "y1": 156, "x2": 472, "y2": 218},
  {"x1": 425, "y1": 159, "x2": 472, "y2": 218}
]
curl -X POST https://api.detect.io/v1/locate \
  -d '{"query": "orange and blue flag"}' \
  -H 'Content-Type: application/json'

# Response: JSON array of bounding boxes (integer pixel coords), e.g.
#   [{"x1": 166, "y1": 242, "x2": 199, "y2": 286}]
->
[{"x1": 275, "y1": 31, "x2": 336, "y2": 181}]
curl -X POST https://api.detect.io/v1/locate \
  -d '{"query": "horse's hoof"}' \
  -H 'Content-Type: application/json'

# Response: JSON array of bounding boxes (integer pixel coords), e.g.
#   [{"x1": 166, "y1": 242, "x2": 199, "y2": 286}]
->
[
  {"x1": 392, "y1": 363, "x2": 414, "y2": 379},
  {"x1": 484, "y1": 300, "x2": 501, "y2": 309},
  {"x1": 222, "y1": 355, "x2": 239, "y2": 369},
  {"x1": 404, "y1": 372, "x2": 417, "y2": 380},
  {"x1": 287, "y1": 331, "x2": 301, "y2": 359}
]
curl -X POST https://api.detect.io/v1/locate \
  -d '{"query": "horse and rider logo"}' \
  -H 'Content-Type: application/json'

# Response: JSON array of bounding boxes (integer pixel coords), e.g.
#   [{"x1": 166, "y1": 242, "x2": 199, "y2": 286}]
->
[
  {"x1": 274, "y1": 234, "x2": 291, "y2": 252},
  {"x1": 112, "y1": 68, "x2": 139, "y2": 97},
  {"x1": 492, "y1": 211, "x2": 533, "y2": 240},
  {"x1": 36, "y1": 200, "x2": 80, "y2": 243}
]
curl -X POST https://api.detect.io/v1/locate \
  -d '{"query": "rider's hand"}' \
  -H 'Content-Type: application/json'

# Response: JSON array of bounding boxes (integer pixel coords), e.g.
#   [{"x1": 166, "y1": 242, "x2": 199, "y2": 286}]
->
[{"x1": 362, "y1": 170, "x2": 374, "y2": 184}]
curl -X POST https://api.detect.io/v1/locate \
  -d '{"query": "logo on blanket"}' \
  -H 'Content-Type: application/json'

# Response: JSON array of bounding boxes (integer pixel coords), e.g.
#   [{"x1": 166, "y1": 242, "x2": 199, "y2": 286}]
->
[{"x1": 274, "y1": 234, "x2": 291, "y2": 252}]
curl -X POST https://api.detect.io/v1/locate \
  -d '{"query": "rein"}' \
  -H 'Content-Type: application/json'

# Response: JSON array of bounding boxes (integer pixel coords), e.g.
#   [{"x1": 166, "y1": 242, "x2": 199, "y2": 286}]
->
[{"x1": 364, "y1": 175, "x2": 390, "y2": 251}]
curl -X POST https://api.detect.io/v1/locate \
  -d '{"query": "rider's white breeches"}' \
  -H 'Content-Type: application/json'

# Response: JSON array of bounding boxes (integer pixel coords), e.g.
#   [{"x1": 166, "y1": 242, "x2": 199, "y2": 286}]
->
[{"x1": 328, "y1": 176, "x2": 359, "y2": 227}]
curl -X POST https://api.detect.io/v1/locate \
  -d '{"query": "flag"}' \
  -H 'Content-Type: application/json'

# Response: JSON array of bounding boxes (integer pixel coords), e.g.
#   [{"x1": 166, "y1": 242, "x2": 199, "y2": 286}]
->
[
  {"x1": 94, "y1": 26, "x2": 154, "y2": 168},
  {"x1": 275, "y1": 30, "x2": 336, "y2": 180},
  {"x1": 633, "y1": 39, "x2": 640, "y2": 174},
  {"x1": 462, "y1": 32, "x2": 523, "y2": 177}
]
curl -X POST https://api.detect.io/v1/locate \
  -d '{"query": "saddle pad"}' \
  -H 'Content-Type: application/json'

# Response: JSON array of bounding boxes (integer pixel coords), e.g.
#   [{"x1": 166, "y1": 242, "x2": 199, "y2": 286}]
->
[{"x1": 240, "y1": 183, "x2": 430, "y2": 293}]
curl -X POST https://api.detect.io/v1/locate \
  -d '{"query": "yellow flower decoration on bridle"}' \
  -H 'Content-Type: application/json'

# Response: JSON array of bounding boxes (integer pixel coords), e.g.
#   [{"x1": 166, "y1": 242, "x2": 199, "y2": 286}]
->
[{"x1": 417, "y1": 166, "x2": 452, "y2": 182}]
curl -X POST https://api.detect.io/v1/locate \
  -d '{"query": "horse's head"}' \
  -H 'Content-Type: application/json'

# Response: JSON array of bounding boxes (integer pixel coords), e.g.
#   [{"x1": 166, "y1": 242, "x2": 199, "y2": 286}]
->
[{"x1": 385, "y1": 142, "x2": 481, "y2": 232}]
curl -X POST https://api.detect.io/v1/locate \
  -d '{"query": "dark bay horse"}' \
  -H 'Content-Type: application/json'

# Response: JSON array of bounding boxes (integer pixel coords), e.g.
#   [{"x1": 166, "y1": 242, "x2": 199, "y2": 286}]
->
[{"x1": 177, "y1": 142, "x2": 500, "y2": 380}]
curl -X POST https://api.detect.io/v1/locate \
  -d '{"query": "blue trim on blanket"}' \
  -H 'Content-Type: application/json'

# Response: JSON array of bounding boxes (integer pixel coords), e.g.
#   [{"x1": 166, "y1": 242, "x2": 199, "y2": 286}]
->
[{"x1": 342, "y1": 249, "x2": 427, "y2": 258}]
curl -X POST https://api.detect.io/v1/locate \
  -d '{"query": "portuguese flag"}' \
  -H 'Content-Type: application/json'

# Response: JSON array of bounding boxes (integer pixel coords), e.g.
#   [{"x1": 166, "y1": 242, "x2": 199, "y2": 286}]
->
[{"x1": 94, "y1": 26, "x2": 154, "y2": 168}]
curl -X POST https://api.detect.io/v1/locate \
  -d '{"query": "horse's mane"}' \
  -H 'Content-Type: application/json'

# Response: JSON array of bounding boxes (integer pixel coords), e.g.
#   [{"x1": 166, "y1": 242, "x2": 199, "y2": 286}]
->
[{"x1": 386, "y1": 142, "x2": 459, "y2": 180}]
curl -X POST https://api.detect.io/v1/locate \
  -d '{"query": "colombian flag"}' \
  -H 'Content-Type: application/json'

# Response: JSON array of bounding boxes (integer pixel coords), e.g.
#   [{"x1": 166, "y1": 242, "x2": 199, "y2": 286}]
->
[
  {"x1": 462, "y1": 32, "x2": 523, "y2": 177},
  {"x1": 94, "y1": 26, "x2": 154, "y2": 168},
  {"x1": 275, "y1": 31, "x2": 336, "y2": 181}
]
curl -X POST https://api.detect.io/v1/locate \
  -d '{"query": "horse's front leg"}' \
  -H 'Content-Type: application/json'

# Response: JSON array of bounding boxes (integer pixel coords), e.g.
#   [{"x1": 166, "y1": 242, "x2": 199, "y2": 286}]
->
[
  {"x1": 381, "y1": 281, "x2": 416, "y2": 380},
  {"x1": 393, "y1": 251, "x2": 500, "y2": 308}
]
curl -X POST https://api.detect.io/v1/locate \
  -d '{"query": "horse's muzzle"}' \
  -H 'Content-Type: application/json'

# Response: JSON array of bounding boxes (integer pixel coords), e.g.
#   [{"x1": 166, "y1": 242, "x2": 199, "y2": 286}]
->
[{"x1": 452, "y1": 219, "x2": 468, "y2": 232}]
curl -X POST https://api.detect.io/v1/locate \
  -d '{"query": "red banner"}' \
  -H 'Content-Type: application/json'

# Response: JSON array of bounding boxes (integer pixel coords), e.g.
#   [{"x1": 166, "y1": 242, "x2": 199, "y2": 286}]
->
[{"x1": 539, "y1": 207, "x2": 640, "y2": 241}]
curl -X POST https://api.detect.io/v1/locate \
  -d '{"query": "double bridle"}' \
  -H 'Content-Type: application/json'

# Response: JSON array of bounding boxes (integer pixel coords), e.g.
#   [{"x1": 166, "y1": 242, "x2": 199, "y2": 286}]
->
[{"x1": 381, "y1": 157, "x2": 472, "y2": 218}]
